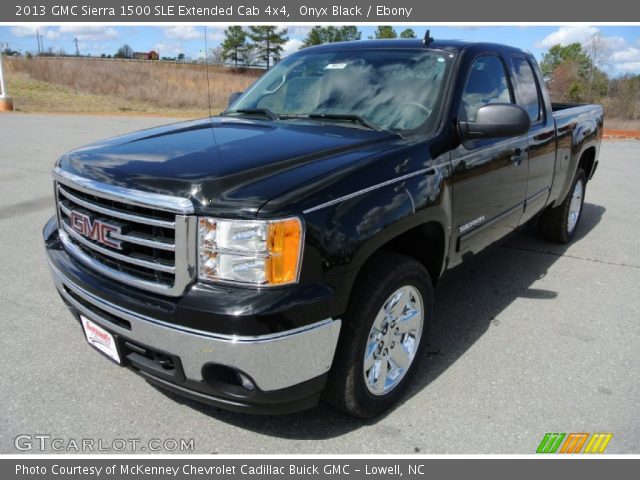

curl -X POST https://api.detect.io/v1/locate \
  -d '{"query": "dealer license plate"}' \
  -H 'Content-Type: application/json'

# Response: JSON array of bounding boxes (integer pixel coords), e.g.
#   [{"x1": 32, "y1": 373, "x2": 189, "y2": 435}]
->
[{"x1": 81, "y1": 316, "x2": 121, "y2": 364}]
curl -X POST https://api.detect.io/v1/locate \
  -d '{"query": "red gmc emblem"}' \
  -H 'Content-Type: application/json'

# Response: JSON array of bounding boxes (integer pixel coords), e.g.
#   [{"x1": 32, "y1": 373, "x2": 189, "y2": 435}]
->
[{"x1": 70, "y1": 211, "x2": 122, "y2": 250}]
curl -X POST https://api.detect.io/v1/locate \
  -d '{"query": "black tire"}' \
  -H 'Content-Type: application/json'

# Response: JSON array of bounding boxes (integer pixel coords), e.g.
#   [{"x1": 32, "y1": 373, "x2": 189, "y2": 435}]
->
[
  {"x1": 539, "y1": 169, "x2": 587, "y2": 244},
  {"x1": 323, "y1": 252, "x2": 433, "y2": 418}
]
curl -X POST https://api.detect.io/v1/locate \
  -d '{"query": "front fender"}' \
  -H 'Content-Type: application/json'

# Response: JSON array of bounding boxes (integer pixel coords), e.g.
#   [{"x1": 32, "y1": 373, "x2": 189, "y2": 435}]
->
[{"x1": 299, "y1": 164, "x2": 452, "y2": 306}]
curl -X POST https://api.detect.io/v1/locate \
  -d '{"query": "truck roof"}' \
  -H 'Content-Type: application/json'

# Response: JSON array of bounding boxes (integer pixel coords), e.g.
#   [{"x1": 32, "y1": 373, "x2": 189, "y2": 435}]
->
[{"x1": 303, "y1": 38, "x2": 529, "y2": 56}]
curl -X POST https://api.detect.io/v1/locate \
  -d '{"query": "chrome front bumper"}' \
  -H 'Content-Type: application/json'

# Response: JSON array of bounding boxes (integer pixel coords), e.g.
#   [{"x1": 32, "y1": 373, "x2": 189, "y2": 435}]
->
[{"x1": 48, "y1": 261, "x2": 342, "y2": 392}]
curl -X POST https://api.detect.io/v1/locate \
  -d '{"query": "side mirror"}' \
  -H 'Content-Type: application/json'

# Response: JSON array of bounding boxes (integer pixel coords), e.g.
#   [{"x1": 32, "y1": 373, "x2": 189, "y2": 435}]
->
[
  {"x1": 459, "y1": 103, "x2": 530, "y2": 140},
  {"x1": 228, "y1": 91, "x2": 243, "y2": 108}
]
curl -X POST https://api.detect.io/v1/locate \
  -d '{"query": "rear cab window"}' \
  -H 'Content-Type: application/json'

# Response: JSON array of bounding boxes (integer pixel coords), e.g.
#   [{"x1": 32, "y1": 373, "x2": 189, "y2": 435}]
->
[{"x1": 511, "y1": 56, "x2": 543, "y2": 123}]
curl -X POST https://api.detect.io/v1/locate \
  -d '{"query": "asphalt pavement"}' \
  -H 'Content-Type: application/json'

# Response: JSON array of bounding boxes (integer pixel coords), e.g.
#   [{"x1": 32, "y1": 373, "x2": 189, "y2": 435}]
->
[{"x1": 1, "y1": 113, "x2": 638, "y2": 454}]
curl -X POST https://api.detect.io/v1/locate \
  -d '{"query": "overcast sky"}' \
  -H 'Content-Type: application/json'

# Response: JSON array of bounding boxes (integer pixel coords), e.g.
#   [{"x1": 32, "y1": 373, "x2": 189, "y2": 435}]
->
[{"x1": 1, "y1": 25, "x2": 639, "y2": 75}]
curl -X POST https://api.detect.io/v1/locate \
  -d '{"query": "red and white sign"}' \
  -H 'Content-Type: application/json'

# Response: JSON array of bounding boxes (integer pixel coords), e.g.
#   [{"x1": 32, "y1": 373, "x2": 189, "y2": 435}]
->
[{"x1": 81, "y1": 316, "x2": 121, "y2": 364}]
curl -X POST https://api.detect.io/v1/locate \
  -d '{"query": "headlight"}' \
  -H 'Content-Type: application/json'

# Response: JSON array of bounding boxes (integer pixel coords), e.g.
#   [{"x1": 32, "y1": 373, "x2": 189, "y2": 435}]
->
[{"x1": 198, "y1": 217, "x2": 303, "y2": 286}]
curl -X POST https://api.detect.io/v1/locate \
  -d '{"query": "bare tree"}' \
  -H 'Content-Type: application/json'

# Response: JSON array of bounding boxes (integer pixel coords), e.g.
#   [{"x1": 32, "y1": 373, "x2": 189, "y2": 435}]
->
[
  {"x1": 584, "y1": 32, "x2": 611, "y2": 101},
  {"x1": 208, "y1": 47, "x2": 224, "y2": 66},
  {"x1": 241, "y1": 45, "x2": 259, "y2": 67}
]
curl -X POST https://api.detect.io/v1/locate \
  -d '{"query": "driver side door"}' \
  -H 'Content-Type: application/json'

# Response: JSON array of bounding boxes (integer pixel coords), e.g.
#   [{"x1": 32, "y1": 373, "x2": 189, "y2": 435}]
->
[{"x1": 450, "y1": 54, "x2": 530, "y2": 258}]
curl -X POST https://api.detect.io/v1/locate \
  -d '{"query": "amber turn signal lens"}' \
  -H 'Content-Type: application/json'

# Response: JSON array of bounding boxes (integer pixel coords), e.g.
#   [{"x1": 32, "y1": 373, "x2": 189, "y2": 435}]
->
[
  {"x1": 198, "y1": 216, "x2": 303, "y2": 286},
  {"x1": 267, "y1": 218, "x2": 302, "y2": 285}
]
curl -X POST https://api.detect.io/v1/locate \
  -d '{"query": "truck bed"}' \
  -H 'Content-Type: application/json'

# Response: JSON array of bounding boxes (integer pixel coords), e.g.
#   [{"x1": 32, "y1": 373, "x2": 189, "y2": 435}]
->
[
  {"x1": 551, "y1": 102, "x2": 603, "y2": 120},
  {"x1": 551, "y1": 102, "x2": 585, "y2": 112}
]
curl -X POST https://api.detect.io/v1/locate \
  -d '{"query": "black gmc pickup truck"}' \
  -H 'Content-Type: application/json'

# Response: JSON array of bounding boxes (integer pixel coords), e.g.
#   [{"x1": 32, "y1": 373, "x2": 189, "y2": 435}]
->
[{"x1": 44, "y1": 39, "x2": 602, "y2": 418}]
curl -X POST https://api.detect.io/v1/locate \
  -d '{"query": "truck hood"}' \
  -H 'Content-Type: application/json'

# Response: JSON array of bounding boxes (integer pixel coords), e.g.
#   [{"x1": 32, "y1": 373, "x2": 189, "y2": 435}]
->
[{"x1": 58, "y1": 116, "x2": 396, "y2": 217}]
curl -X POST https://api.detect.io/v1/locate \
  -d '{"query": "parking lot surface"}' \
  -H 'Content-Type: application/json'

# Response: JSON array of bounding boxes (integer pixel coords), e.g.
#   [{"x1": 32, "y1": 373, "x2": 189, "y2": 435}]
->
[{"x1": 1, "y1": 114, "x2": 638, "y2": 454}]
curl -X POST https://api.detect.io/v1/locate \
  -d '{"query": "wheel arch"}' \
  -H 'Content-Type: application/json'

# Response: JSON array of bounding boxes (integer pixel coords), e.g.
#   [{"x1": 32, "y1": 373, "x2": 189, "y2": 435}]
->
[
  {"x1": 578, "y1": 146, "x2": 597, "y2": 180},
  {"x1": 378, "y1": 221, "x2": 446, "y2": 286},
  {"x1": 347, "y1": 216, "x2": 449, "y2": 303}
]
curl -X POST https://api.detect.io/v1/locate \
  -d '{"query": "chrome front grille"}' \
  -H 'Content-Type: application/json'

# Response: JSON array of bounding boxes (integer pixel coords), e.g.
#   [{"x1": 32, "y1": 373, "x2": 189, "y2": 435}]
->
[{"x1": 53, "y1": 167, "x2": 196, "y2": 296}]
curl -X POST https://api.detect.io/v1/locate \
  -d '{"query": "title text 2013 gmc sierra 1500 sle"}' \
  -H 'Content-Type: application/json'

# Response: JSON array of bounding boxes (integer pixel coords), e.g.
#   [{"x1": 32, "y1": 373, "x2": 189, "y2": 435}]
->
[{"x1": 44, "y1": 38, "x2": 602, "y2": 417}]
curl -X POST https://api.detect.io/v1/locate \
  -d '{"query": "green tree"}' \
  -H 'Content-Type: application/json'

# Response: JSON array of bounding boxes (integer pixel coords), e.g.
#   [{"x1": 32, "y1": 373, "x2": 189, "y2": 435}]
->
[
  {"x1": 540, "y1": 43, "x2": 591, "y2": 79},
  {"x1": 221, "y1": 26, "x2": 247, "y2": 67},
  {"x1": 177, "y1": 53, "x2": 185, "y2": 61},
  {"x1": 300, "y1": 26, "x2": 361, "y2": 48},
  {"x1": 114, "y1": 44, "x2": 133, "y2": 59},
  {"x1": 399, "y1": 28, "x2": 417, "y2": 39},
  {"x1": 370, "y1": 26, "x2": 397, "y2": 39},
  {"x1": 541, "y1": 41, "x2": 610, "y2": 103},
  {"x1": 301, "y1": 26, "x2": 324, "y2": 48},
  {"x1": 2, "y1": 48, "x2": 21, "y2": 57},
  {"x1": 247, "y1": 26, "x2": 288, "y2": 69},
  {"x1": 334, "y1": 26, "x2": 361, "y2": 42}
]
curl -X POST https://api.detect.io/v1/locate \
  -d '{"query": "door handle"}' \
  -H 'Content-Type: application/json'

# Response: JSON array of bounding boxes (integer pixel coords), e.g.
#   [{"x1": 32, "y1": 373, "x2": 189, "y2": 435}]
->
[{"x1": 510, "y1": 147, "x2": 527, "y2": 165}]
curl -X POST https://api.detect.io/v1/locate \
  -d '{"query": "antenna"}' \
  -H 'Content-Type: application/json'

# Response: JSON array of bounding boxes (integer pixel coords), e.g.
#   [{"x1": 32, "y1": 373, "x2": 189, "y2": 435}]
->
[
  {"x1": 423, "y1": 30, "x2": 434, "y2": 47},
  {"x1": 203, "y1": 26, "x2": 212, "y2": 118}
]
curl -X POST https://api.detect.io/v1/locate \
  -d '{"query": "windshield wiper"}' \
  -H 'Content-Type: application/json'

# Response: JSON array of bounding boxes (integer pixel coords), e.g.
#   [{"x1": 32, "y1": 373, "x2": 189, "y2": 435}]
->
[
  {"x1": 224, "y1": 110, "x2": 391, "y2": 134},
  {"x1": 223, "y1": 108, "x2": 278, "y2": 120},
  {"x1": 306, "y1": 113, "x2": 384, "y2": 132}
]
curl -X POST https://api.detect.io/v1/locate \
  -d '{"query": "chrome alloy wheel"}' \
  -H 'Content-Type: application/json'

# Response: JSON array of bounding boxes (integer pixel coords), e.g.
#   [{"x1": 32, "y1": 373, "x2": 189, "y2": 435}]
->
[
  {"x1": 567, "y1": 179, "x2": 584, "y2": 233},
  {"x1": 363, "y1": 285, "x2": 424, "y2": 396}
]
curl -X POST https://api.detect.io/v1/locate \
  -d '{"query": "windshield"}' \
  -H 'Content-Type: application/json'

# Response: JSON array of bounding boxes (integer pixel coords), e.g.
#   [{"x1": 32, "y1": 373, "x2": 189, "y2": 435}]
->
[{"x1": 228, "y1": 48, "x2": 455, "y2": 133}]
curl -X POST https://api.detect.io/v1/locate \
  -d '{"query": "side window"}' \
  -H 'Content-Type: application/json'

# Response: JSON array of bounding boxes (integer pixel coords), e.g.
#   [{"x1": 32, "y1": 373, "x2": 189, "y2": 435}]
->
[
  {"x1": 461, "y1": 55, "x2": 512, "y2": 122},
  {"x1": 512, "y1": 57, "x2": 541, "y2": 122}
]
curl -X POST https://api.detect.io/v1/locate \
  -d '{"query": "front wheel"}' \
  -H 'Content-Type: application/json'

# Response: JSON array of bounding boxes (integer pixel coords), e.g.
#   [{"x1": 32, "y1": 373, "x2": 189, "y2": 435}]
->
[
  {"x1": 324, "y1": 253, "x2": 433, "y2": 418},
  {"x1": 539, "y1": 169, "x2": 587, "y2": 244}
]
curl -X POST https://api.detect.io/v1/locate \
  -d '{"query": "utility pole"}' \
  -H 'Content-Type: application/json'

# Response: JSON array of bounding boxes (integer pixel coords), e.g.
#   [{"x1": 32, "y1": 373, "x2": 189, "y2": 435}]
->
[
  {"x1": 74, "y1": 38, "x2": 80, "y2": 56},
  {"x1": 0, "y1": 53, "x2": 5, "y2": 96},
  {"x1": 36, "y1": 28, "x2": 45, "y2": 54},
  {"x1": 0, "y1": 53, "x2": 14, "y2": 111},
  {"x1": 266, "y1": 27, "x2": 271, "y2": 70}
]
